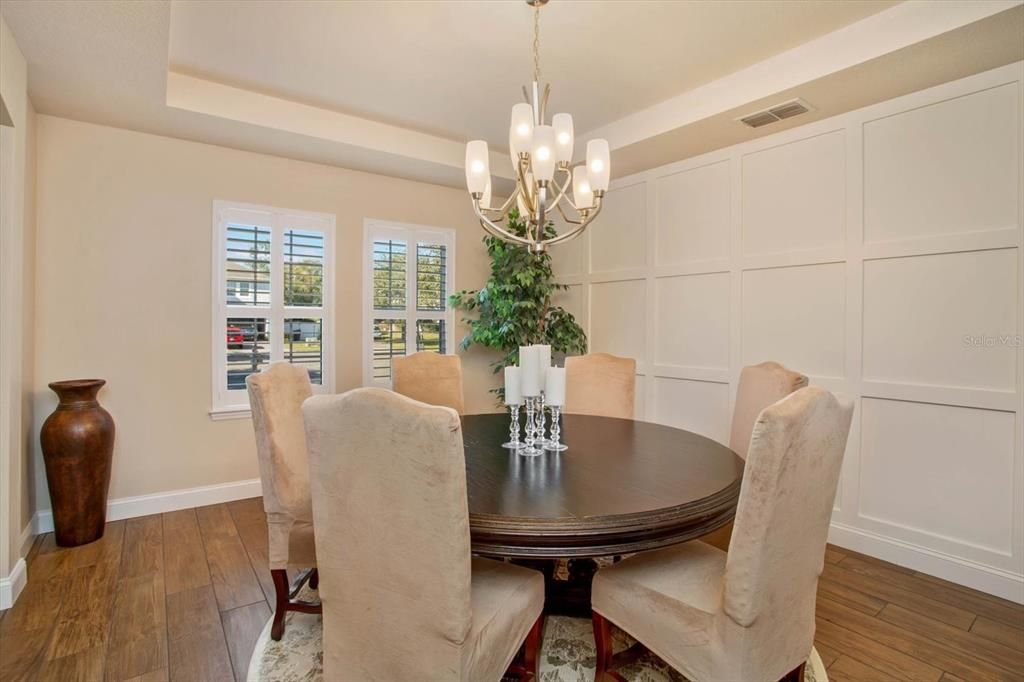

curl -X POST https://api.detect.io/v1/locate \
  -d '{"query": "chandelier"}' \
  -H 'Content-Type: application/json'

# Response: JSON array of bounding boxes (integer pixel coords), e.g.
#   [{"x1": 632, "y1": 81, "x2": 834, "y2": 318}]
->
[{"x1": 464, "y1": 0, "x2": 610, "y2": 253}]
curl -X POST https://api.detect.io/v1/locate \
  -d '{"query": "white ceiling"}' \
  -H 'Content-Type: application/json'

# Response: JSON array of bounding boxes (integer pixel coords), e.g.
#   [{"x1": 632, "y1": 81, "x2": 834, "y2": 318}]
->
[
  {"x1": 2, "y1": 0, "x2": 1021, "y2": 190},
  {"x1": 167, "y1": 0, "x2": 898, "y2": 148}
]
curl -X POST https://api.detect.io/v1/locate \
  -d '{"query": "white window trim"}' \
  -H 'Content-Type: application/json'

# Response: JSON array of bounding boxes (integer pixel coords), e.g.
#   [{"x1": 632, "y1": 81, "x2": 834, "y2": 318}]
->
[
  {"x1": 211, "y1": 200, "x2": 336, "y2": 419},
  {"x1": 362, "y1": 219, "x2": 456, "y2": 388}
]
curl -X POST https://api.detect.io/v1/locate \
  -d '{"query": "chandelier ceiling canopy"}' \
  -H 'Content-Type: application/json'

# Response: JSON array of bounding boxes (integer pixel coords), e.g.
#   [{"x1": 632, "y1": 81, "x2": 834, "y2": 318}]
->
[{"x1": 464, "y1": 0, "x2": 610, "y2": 253}]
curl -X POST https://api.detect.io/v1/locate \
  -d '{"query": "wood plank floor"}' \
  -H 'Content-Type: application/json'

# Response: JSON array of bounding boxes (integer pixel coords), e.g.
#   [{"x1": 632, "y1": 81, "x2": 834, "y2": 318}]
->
[{"x1": 1, "y1": 498, "x2": 1021, "y2": 681}]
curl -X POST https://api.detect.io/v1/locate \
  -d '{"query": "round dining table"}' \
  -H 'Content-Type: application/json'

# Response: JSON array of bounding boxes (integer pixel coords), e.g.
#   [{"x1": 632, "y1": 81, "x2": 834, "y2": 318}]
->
[{"x1": 461, "y1": 412, "x2": 744, "y2": 614}]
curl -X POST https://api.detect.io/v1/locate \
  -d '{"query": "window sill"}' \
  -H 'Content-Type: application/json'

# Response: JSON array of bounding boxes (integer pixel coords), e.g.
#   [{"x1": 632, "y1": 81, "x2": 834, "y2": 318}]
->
[{"x1": 209, "y1": 407, "x2": 252, "y2": 422}]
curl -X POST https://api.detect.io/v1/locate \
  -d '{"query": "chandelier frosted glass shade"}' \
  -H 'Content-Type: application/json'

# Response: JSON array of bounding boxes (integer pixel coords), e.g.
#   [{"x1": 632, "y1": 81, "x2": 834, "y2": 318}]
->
[
  {"x1": 464, "y1": 1, "x2": 610, "y2": 253},
  {"x1": 530, "y1": 125, "x2": 556, "y2": 182},
  {"x1": 552, "y1": 113, "x2": 574, "y2": 163},
  {"x1": 586, "y1": 139, "x2": 610, "y2": 192},
  {"x1": 572, "y1": 166, "x2": 594, "y2": 210},
  {"x1": 510, "y1": 103, "x2": 535, "y2": 156},
  {"x1": 464, "y1": 140, "x2": 490, "y2": 194}
]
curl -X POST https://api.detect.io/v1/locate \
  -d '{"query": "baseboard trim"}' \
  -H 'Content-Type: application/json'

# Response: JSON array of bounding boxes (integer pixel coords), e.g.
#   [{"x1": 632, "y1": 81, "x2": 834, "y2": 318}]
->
[
  {"x1": 829, "y1": 521, "x2": 1024, "y2": 604},
  {"x1": 0, "y1": 557, "x2": 27, "y2": 609},
  {"x1": 32, "y1": 478, "x2": 262, "y2": 535},
  {"x1": 18, "y1": 520, "x2": 34, "y2": 559}
]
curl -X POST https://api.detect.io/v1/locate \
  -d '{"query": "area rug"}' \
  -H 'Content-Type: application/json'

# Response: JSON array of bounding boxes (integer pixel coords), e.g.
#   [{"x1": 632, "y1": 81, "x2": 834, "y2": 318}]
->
[{"x1": 247, "y1": 585, "x2": 827, "y2": 682}]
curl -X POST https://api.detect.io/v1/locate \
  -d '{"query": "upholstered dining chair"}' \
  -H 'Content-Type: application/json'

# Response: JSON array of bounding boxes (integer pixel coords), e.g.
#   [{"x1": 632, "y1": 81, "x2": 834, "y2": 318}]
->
[
  {"x1": 302, "y1": 387, "x2": 545, "y2": 681},
  {"x1": 591, "y1": 387, "x2": 853, "y2": 682},
  {"x1": 392, "y1": 351, "x2": 466, "y2": 414},
  {"x1": 564, "y1": 352, "x2": 636, "y2": 419},
  {"x1": 729, "y1": 361, "x2": 808, "y2": 460},
  {"x1": 246, "y1": 363, "x2": 321, "y2": 640},
  {"x1": 704, "y1": 360, "x2": 808, "y2": 550}
]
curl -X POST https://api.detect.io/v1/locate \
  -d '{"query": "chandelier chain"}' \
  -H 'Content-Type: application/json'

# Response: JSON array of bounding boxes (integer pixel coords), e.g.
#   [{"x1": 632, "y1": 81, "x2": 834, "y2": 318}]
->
[{"x1": 533, "y1": 3, "x2": 541, "y2": 83}]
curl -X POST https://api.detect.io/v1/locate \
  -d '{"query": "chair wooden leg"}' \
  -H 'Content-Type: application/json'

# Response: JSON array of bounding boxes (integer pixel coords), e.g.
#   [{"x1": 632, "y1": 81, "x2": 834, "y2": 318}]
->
[
  {"x1": 271, "y1": 569, "x2": 290, "y2": 641},
  {"x1": 592, "y1": 611, "x2": 613, "y2": 682},
  {"x1": 506, "y1": 615, "x2": 544, "y2": 680},
  {"x1": 523, "y1": 615, "x2": 542, "y2": 678},
  {"x1": 309, "y1": 567, "x2": 319, "y2": 589},
  {"x1": 780, "y1": 662, "x2": 806, "y2": 682}
]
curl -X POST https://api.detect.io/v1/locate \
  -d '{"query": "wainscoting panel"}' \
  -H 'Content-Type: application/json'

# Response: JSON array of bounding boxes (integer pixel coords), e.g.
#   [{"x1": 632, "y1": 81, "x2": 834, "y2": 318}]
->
[
  {"x1": 590, "y1": 182, "x2": 647, "y2": 274},
  {"x1": 589, "y1": 279, "x2": 647, "y2": 362},
  {"x1": 859, "y1": 397, "x2": 1016, "y2": 562},
  {"x1": 655, "y1": 161, "x2": 731, "y2": 267},
  {"x1": 654, "y1": 273, "x2": 730, "y2": 369},
  {"x1": 863, "y1": 82, "x2": 1020, "y2": 245},
  {"x1": 741, "y1": 263, "x2": 847, "y2": 379},
  {"x1": 741, "y1": 130, "x2": 846, "y2": 257},
  {"x1": 863, "y1": 249, "x2": 1018, "y2": 391},
  {"x1": 650, "y1": 377, "x2": 731, "y2": 444},
  {"x1": 558, "y1": 62, "x2": 1024, "y2": 602}
]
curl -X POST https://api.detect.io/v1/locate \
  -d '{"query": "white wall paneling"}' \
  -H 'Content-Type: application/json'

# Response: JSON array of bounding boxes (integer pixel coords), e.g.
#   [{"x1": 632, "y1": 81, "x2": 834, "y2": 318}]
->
[{"x1": 557, "y1": 62, "x2": 1024, "y2": 602}]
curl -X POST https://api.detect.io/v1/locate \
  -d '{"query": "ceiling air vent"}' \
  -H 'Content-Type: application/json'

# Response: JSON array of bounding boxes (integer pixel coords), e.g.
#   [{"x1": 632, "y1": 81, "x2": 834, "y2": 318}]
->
[{"x1": 738, "y1": 98, "x2": 814, "y2": 128}]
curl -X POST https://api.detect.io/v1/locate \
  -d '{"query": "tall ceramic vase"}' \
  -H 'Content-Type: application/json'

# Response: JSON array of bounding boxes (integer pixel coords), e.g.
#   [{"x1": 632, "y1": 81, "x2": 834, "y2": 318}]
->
[{"x1": 40, "y1": 379, "x2": 115, "y2": 547}]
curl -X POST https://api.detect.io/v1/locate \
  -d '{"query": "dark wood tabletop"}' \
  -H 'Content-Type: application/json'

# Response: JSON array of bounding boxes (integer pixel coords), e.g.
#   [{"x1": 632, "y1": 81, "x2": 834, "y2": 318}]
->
[{"x1": 462, "y1": 412, "x2": 744, "y2": 559}]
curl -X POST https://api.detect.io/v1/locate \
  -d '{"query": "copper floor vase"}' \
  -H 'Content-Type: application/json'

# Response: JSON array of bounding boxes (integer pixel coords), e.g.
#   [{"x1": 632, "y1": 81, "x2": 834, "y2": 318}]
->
[{"x1": 40, "y1": 379, "x2": 115, "y2": 547}]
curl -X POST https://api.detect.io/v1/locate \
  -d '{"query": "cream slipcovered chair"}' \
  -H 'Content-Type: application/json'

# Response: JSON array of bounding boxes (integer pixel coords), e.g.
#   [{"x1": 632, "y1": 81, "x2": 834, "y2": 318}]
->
[
  {"x1": 564, "y1": 353, "x2": 636, "y2": 419},
  {"x1": 591, "y1": 387, "x2": 853, "y2": 682},
  {"x1": 246, "y1": 363, "x2": 321, "y2": 640},
  {"x1": 730, "y1": 361, "x2": 808, "y2": 461},
  {"x1": 393, "y1": 351, "x2": 466, "y2": 414},
  {"x1": 302, "y1": 387, "x2": 545, "y2": 681},
  {"x1": 704, "y1": 361, "x2": 808, "y2": 550}
]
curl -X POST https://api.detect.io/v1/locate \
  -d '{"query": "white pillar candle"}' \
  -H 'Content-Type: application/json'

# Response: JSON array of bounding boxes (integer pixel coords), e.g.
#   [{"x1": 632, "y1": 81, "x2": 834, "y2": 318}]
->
[
  {"x1": 534, "y1": 344, "x2": 552, "y2": 389},
  {"x1": 504, "y1": 366, "x2": 522, "y2": 405},
  {"x1": 520, "y1": 345, "x2": 541, "y2": 396},
  {"x1": 545, "y1": 367, "x2": 566, "y2": 406}
]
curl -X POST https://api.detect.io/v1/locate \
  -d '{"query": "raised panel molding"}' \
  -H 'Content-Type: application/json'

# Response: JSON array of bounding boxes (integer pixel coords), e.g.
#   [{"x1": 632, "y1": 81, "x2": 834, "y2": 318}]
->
[
  {"x1": 555, "y1": 63, "x2": 1023, "y2": 602},
  {"x1": 863, "y1": 249, "x2": 1018, "y2": 392},
  {"x1": 590, "y1": 279, "x2": 647, "y2": 362},
  {"x1": 858, "y1": 398, "x2": 1016, "y2": 561},
  {"x1": 590, "y1": 182, "x2": 647, "y2": 273},
  {"x1": 654, "y1": 272, "x2": 729, "y2": 370},
  {"x1": 650, "y1": 377, "x2": 731, "y2": 444},
  {"x1": 863, "y1": 82, "x2": 1020, "y2": 244},
  {"x1": 655, "y1": 160, "x2": 730, "y2": 266},
  {"x1": 741, "y1": 130, "x2": 846, "y2": 256},
  {"x1": 741, "y1": 263, "x2": 846, "y2": 379}
]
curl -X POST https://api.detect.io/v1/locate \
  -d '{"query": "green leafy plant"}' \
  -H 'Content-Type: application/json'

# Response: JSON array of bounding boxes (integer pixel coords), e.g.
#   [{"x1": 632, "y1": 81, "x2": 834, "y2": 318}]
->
[{"x1": 449, "y1": 209, "x2": 587, "y2": 402}]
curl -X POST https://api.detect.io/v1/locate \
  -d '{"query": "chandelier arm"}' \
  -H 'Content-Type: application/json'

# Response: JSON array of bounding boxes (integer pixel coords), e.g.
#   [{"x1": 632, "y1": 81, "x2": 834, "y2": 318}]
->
[
  {"x1": 542, "y1": 197, "x2": 603, "y2": 247},
  {"x1": 480, "y1": 185, "x2": 520, "y2": 218},
  {"x1": 474, "y1": 199, "x2": 535, "y2": 247},
  {"x1": 555, "y1": 201, "x2": 583, "y2": 225},
  {"x1": 548, "y1": 166, "x2": 573, "y2": 208},
  {"x1": 515, "y1": 156, "x2": 536, "y2": 217}
]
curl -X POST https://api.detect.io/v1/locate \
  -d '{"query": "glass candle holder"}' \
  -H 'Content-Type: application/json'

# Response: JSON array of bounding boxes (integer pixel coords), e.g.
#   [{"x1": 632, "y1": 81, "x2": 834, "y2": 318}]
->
[
  {"x1": 543, "y1": 405, "x2": 568, "y2": 451},
  {"x1": 535, "y1": 391, "x2": 550, "y2": 445},
  {"x1": 519, "y1": 396, "x2": 543, "y2": 457},
  {"x1": 502, "y1": 404, "x2": 522, "y2": 449}
]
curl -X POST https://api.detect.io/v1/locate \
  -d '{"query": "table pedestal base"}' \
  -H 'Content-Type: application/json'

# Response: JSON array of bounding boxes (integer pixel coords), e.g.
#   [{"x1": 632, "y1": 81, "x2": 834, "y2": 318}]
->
[{"x1": 511, "y1": 558, "x2": 602, "y2": 617}]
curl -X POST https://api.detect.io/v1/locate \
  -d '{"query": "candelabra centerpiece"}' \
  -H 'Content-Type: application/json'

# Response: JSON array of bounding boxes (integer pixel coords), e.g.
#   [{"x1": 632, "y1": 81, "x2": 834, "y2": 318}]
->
[
  {"x1": 464, "y1": 0, "x2": 611, "y2": 254},
  {"x1": 504, "y1": 344, "x2": 568, "y2": 456}
]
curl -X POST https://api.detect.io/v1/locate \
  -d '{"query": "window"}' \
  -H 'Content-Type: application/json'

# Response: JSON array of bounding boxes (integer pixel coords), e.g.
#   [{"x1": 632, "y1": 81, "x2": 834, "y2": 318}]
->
[
  {"x1": 363, "y1": 220, "x2": 455, "y2": 387},
  {"x1": 212, "y1": 201, "x2": 334, "y2": 417}
]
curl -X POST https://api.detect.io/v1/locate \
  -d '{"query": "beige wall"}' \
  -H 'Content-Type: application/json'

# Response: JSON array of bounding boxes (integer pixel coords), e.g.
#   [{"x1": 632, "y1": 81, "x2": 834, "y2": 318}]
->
[
  {"x1": 20, "y1": 101, "x2": 35, "y2": 546},
  {"x1": 33, "y1": 115, "x2": 500, "y2": 512},
  {"x1": 1, "y1": 14, "x2": 35, "y2": 582}
]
